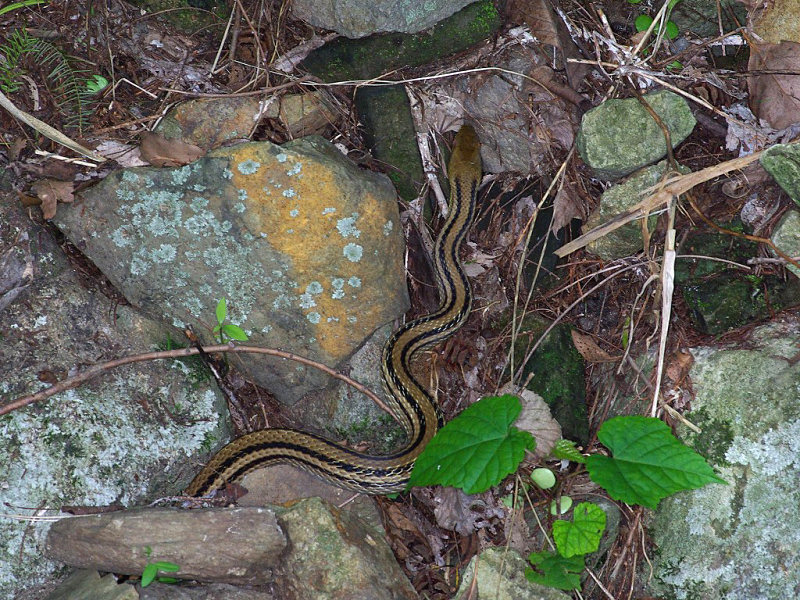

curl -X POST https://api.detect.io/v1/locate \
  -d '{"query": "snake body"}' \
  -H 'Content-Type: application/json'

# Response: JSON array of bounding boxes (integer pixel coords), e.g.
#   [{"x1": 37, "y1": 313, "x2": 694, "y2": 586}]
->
[{"x1": 186, "y1": 126, "x2": 481, "y2": 496}]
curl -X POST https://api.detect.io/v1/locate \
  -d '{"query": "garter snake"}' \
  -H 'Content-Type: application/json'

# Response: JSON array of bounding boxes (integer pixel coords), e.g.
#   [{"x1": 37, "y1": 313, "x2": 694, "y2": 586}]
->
[{"x1": 186, "y1": 125, "x2": 481, "y2": 496}]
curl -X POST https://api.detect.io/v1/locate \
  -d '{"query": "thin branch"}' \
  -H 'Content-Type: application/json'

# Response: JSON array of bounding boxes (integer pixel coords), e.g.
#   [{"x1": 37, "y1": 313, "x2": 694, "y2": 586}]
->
[{"x1": 1, "y1": 344, "x2": 396, "y2": 422}]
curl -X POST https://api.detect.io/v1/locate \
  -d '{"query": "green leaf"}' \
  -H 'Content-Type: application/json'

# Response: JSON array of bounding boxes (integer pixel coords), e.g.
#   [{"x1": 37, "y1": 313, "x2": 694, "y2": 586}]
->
[
  {"x1": 408, "y1": 395, "x2": 535, "y2": 494},
  {"x1": 553, "y1": 502, "x2": 606, "y2": 557},
  {"x1": 635, "y1": 14, "x2": 653, "y2": 32},
  {"x1": 551, "y1": 438, "x2": 586, "y2": 464},
  {"x1": 216, "y1": 298, "x2": 227, "y2": 325},
  {"x1": 152, "y1": 561, "x2": 180, "y2": 572},
  {"x1": 86, "y1": 74, "x2": 109, "y2": 93},
  {"x1": 665, "y1": 20, "x2": 679, "y2": 39},
  {"x1": 531, "y1": 467, "x2": 556, "y2": 489},
  {"x1": 525, "y1": 551, "x2": 583, "y2": 590},
  {"x1": 141, "y1": 564, "x2": 158, "y2": 588},
  {"x1": 586, "y1": 416, "x2": 727, "y2": 509},
  {"x1": 222, "y1": 322, "x2": 249, "y2": 341},
  {"x1": 0, "y1": 0, "x2": 46, "y2": 17}
]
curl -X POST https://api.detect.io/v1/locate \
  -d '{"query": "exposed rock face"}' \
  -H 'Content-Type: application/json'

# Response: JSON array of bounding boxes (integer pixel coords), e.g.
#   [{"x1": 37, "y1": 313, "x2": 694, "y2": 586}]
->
[{"x1": 54, "y1": 137, "x2": 409, "y2": 404}]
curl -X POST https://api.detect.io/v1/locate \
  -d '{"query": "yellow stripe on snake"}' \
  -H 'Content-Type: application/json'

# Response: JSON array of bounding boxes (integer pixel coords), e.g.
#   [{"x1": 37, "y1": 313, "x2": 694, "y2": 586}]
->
[{"x1": 186, "y1": 125, "x2": 481, "y2": 496}]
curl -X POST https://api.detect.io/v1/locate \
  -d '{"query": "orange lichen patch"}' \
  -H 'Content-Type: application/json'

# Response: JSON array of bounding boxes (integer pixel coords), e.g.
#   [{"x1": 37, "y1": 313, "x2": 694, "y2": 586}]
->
[{"x1": 225, "y1": 142, "x2": 402, "y2": 360}]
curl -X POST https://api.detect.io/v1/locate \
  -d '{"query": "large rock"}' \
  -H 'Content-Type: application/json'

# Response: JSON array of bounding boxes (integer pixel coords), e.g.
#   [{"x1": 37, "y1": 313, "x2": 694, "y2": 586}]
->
[
  {"x1": 645, "y1": 315, "x2": 800, "y2": 599},
  {"x1": 292, "y1": 0, "x2": 479, "y2": 38},
  {"x1": 0, "y1": 199, "x2": 230, "y2": 599},
  {"x1": 53, "y1": 137, "x2": 408, "y2": 404}
]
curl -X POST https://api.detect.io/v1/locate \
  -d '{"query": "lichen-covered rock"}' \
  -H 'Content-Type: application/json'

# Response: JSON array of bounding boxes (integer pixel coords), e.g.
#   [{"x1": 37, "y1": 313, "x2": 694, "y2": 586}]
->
[
  {"x1": 0, "y1": 199, "x2": 230, "y2": 599},
  {"x1": 456, "y1": 547, "x2": 572, "y2": 600},
  {"x1": 53, "y1": 137, "x2": 408, "y2": 403},
  {"x1": 584, "y1": 160, "x2": 687, "y2": 260},
  {"x1": 760, "y1": 143, "x2": 800, "y2": 208},
  {"x1": 771, "y1": 210, "x2": 800, "y2": 278},
  {"x1": 577, "y1": 90, "x2": 696, "y2": 180},
  {"x1": 645, "y1": 316, "x2": 800, "y2": 600}
]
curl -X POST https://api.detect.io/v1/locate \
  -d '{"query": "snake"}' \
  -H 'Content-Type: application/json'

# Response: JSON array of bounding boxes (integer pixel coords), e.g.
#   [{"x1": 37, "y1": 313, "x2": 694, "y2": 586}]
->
[{"x1": 185, "y1": 125, "x2": 481, "y2": 496}]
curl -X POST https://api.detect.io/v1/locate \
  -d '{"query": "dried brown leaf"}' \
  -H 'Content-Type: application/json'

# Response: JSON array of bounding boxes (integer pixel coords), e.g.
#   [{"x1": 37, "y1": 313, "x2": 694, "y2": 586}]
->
[
  {"x1": 748, "y1": 41, "x2": 800, "y2": 130},
  {"x1": 140, "y1": 131, "x2": 205, "y2": 167},
  {"x1": 499, "y1": 385, "x2": 561, "y2": 457},
  {"x1": 31, "y1": 178, "x2": 74, "y2": 220},
  {"x1": 506, "y1": 0, "x2": 559, "y2": 47},
  {"x1": 552, "y1": 180, "x2": 584, "y2": 233},
  {"x1": 570, "y1": 330, "x2": 620, "y2": 363}
]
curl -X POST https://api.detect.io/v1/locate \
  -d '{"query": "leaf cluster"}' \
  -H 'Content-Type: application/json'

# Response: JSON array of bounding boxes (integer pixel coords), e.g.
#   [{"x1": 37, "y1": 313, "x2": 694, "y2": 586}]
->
[{"x1": 408, "y1": 395, "x2": 726, "y2": 591}]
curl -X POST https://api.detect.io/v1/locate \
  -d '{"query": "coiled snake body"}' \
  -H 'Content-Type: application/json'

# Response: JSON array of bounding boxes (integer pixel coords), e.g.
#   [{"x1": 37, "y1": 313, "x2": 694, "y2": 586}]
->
[{"x1": 186, "y1": 126, "x2": 481, "y2": 496}]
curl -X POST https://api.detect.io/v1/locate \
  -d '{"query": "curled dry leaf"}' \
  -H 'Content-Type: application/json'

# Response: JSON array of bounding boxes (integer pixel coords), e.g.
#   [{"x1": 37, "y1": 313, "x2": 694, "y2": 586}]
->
[
  {"x1": 139, "y1": 131, "x2": 205, "y2": 167},
  {"x1": 31, "y1": 178, "x2": 75, "y2": 220},
  {"x1": 499, "y1": 384, "x2": 561, "y2": 457},
  {"x1": 552, "y1": 179, "x2": 584, "y2": 233},
  {"x1": 748, "y1": 41, "x2": 800, "y2": 130},
  {"x1": 570, "y1": 329, "x2": 620, "y2": 363},
  {"x1": 433, "y1": 487, "x2": 503, "y2": 536}
]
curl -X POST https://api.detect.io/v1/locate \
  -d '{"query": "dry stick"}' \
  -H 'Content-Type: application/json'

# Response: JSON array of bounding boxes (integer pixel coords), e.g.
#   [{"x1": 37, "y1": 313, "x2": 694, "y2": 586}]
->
[
  {"x1": 1, "y1": 344, "x2": 396, "y2": 422},
  {"x1": 554, "y1": 151, "x2": 765, "y2": 258},
  {"x1": 0, "y1": 89, "x2": 106, "y2": 163},
  {"x1": 511, "y1": 261, "x2": 648, "y2": 384}
]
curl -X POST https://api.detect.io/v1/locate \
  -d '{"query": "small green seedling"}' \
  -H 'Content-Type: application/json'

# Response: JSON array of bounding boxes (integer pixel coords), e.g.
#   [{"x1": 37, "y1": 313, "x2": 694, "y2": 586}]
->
[
  {"x1": 635, "y1": 14, "x2": 679, "y2": 40},
  {"x1": 213, "y1": 298, "x2": 249, "y2": 343},
  {"x1": 141, "y1": 546, "x2": 180, "y2": 587}
]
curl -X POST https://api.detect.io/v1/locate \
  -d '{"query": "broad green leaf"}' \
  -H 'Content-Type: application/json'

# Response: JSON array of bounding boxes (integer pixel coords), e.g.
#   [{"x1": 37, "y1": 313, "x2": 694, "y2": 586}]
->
[
  {"x1": 141, "y1": 564, "x2": 158, "y2": 587},
  {"x1": 635, "y1": 14, "x2": 653, "y2": 32},
  {"x1": 586, "y1": 416, "x2": 727, "y2": 509},
  {"x1": 152, "y1": 561, "x2": 180, "y2": 572},
  {"x1": 86, "y1": 74, "x2": 109, "y2": 93},
  {"x1": 408, "y1": 395, "x2": 535, "y2": 494},
  {"x1": 553, "y1": 502, "x2": 606, "y2": 557},
  {"x1": 525, "y1": 551, "x2": 583, "y2": 590},
  {"x1": 222, "y1": 322, "x2": 249, "y2": 341},
  {"x1": 551, "y1": 438, "x2": 586, "y2": 464},
  {"x1": 665, "y1": 20, "x2": 679, "y2": 39},
  {"x1": 216, "y1": 298, "x2": 227, "y2": 324}
]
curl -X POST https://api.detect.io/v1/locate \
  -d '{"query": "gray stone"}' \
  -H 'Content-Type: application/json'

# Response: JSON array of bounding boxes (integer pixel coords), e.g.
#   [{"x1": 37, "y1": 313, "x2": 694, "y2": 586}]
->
[
  {"x1": 771, "y1": 209, "x2": 800, "y2": 278},
  {"x1": 577, "y1": 90, "x2": 696, "y2": 180},
  {"x1": 44, "y1": 570, "x2": 137, "y2": 600},
  {"x1": 760, "y1": 142, "x2": 800, "y2": 208},
  {"x1": 456, "y1": 547, "x2": 572, "y2": 600},
  {"x1": 275, "y1": 497, "x2": 418, "y2": 599},
  {"x1": 291, "y1": 0, "x2": 478, "y2": 38},
  {"x1": 140, "y1": 582, "x2": 275, "y2": 599},
  {"x1": 584, "y1": 160, "x2": 688, "y2": 260},
  {"x1": 646, "y1": 316, "x2": 800, "y2": 600},
  {"x1": 53, "y1": 137, "x2": 409, "y2": 404},
  {"x1": 456, "y1": 49, "x2": 575, "y2": 174},
  {"x1": 0, "y1": 199, "x2": 229, "y2": 599}
]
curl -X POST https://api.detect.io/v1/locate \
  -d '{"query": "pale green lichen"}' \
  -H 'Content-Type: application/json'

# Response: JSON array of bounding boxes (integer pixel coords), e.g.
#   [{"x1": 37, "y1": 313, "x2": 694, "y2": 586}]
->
[
  {"x1": 383, "y1": 220, "x2": 394, "y2": 235},
  {"x1": 307, "y1": 312, "x2": 321, "y2": 324},
  {"x1": 331, "y1": 278, "x2": 345, "y2": 299},
  {"x1": 343, "y1": 243, "x2": 362, "y2": 262},
  {"x1": 237, "y1": 159, "x2": 261, "y2": 175},
  {"x1": 336, "y1": 214, "x2": 361, "y2": 238}
]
